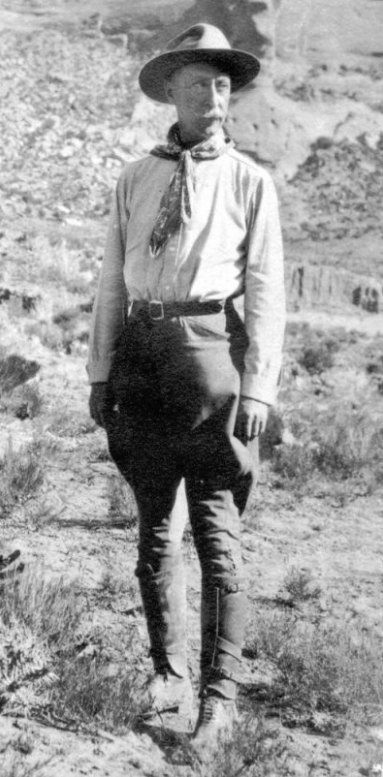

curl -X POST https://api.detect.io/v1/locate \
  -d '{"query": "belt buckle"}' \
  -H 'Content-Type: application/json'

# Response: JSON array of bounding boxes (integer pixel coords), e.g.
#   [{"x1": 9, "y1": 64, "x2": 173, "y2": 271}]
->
[{"x1": 148, "y1": 300, "x2": 164, "y2": 321}]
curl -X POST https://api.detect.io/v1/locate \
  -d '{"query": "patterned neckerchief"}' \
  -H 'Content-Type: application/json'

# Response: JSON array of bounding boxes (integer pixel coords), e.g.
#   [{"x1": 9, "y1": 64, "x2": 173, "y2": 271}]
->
[{"x1": 149, "y1": 123, "x2": 233, "y2": 257}]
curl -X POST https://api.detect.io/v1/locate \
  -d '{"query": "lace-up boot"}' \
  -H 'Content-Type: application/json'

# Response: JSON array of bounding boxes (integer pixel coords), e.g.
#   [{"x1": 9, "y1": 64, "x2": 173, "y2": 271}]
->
[{"x1": 192, "y1": 691, "x2": 238, "y2": 755}]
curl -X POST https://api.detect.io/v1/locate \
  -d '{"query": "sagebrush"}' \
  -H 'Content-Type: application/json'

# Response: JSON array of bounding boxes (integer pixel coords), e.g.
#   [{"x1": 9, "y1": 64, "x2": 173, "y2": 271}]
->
[{"x1": 0, "y1": 439, "x2": 45, "y2": 517}]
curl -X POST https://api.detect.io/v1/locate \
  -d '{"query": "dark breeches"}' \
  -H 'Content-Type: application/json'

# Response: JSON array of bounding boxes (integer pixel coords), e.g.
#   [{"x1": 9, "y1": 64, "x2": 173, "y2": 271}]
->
[{"x1": 105, "y1": 302, "x2": 257, "y2": 695}]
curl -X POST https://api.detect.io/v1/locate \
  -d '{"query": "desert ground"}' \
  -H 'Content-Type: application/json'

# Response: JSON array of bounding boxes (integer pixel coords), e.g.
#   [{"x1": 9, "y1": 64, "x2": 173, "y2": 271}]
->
[{"x1": 1, "y1": 1, "x2": 383, "y2": 775}]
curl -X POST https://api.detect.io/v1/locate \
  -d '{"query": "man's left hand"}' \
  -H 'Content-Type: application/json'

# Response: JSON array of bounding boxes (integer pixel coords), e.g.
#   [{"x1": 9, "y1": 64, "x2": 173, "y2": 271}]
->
[{"x1": 235, "y1": 397, "x2": 269, "y2": 442}]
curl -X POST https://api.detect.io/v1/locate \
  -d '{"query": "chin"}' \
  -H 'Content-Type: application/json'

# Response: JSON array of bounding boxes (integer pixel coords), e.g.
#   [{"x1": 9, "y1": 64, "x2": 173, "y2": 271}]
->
[{"x1": 198, "y1": 121, "x2": 222, "y2": 137}]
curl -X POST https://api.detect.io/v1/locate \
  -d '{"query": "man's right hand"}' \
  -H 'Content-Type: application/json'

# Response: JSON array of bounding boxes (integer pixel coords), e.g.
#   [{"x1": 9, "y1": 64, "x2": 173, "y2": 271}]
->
[{"x1": 89, "y1": 382, "x2": 116, "y2": 428}]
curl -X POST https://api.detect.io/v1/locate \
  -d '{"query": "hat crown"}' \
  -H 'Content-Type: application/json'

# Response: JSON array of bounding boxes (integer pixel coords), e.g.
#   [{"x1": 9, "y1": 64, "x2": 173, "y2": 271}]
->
[{"x1": 165, "y1": 24, "x2": 231, "y2": 54}]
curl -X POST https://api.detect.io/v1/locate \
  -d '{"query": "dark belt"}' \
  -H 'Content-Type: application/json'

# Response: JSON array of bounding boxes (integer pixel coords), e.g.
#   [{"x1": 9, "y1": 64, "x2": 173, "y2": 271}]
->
[{"x1": 129, "y1": 299, "x2": 225, "y2": 322}]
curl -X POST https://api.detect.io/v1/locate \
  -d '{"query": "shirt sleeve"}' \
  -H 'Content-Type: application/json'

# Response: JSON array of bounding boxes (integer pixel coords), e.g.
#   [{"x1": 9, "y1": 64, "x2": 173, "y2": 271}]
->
[
  {"x1": 241, "y1": 171, "x2": 285, "y2": 406},
  {"x1": 87, "y1": 171, "x2": 129, "y2": 383}
]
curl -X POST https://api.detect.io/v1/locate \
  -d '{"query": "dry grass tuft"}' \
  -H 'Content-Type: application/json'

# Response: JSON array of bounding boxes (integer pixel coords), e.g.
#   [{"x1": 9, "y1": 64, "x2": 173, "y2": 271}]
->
[
  {"x1": 0, "y1": 565, "x2": 80, "y2": 715},
  {"x1": 272, "y1": 394, "x2": 383, "y2": 497},
  {"x1": 0, "y1": 562, "x2": 143, "y2": 733},
  {"x1": 176, "y1": 715, "x2": 286, "y2": 776},
  {"x1": 0, "y1": 438, "x2": 45, "y2": 518},
  {"x1": 52, "y1": 649, "x2": 142, "y2": 733},
  {"x1": 0, "y1": 756, "x2": 53, "y2": 777},
  {"x1": 246, "y1": 610, "x2": 383, "y2": 732}
]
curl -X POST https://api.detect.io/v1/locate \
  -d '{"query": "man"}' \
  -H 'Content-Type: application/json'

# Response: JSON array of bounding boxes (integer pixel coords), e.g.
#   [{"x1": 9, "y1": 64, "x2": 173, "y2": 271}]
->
[{"x1": 88, "y1": 23, "x2": 285, "y2": 751}]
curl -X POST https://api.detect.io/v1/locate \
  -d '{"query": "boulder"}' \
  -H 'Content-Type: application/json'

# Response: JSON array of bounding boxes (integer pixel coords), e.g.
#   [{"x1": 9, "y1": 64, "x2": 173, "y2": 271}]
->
[
  {"x1": 352, "y1": 282, "x2": 382, "y2": 314},
  {"x1": 0, "y1": 354, "x2": 41, "y2": 394}
]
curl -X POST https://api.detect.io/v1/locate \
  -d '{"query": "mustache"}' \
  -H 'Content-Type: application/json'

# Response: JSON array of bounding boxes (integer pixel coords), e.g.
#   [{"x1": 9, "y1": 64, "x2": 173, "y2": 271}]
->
[{"x1": 201, "y1": 112, "x2": 224, "y2": 119}]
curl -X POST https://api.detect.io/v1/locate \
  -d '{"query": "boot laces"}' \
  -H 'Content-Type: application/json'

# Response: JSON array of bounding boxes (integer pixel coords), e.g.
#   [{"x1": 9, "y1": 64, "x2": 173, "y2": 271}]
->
[
  {"x1": 200, "y1": 695, "x2": 217, "y2": 724},
  {"x1": 199, "y1": 694, "x2": 231, "y2": 725}
]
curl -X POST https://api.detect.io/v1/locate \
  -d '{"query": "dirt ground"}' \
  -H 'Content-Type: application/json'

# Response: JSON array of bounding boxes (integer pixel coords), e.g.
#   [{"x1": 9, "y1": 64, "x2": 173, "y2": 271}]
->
[{"x1": 1, "y1": 2, "x2": 383, "y2": 776}]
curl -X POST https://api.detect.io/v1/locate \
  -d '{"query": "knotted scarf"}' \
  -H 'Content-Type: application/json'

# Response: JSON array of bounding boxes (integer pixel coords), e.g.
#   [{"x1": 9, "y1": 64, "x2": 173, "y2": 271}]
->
[{"x1": 149, "y1": 123, "x2": 233, "y2": 257}]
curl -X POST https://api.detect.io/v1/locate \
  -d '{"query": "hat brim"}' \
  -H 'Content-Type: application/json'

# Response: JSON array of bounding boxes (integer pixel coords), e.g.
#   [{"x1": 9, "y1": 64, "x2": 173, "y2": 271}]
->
[{"x1": 139, "y1": 49, "x2": 260, "y2": 103}]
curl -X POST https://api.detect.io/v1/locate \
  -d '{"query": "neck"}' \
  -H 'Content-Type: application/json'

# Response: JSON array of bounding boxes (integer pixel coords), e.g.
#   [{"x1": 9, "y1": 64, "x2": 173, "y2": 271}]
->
[{"x1": 176, "y1": 124, "x2": 224, "y2": 148}]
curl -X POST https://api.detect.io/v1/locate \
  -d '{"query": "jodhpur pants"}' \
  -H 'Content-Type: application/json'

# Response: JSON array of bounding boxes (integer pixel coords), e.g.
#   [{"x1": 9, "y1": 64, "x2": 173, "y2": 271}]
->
[{"x1": 105, "y1": 300, "x2": 256, "y2": 699}]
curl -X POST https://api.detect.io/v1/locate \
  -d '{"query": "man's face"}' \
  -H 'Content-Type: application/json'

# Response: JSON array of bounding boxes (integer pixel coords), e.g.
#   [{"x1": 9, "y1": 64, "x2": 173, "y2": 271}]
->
[{"x1": 165, "y1": 62, "x2": 231, "y2": 144}]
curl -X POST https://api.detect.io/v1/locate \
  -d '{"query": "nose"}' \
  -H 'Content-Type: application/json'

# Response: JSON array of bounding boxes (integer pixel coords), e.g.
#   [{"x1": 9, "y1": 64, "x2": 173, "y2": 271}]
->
[{"x1": 203, "y1": 81, "x2": 221, "y2": 109}]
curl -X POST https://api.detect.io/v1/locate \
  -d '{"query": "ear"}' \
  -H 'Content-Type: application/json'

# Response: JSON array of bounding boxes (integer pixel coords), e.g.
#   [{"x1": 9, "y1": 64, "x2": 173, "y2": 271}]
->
[{"x1": 163, "y1": 76, "x2": 176, "y2": 105}]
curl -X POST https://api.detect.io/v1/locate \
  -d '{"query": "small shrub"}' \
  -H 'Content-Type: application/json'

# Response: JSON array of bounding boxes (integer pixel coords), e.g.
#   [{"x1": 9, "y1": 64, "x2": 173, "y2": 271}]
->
[
  {"x1": 25, "y1": 321, "x2": 64, "y2": 351},
  {"x1": 272, "y1": 443, "x2": 318, "y2": 489},
  {"x1": 0, "y1": 565, "x2": 81, "y2": 715},
  {"x1": 246, "y1": 611, "x2": 383, "y2": 729},
  {"x1": 185, "y1": 714, "x2": 287, "y2": 776},
  {"x1": 247, "y1": 610, "x2": 297, "y2": 662},
  {"x1": 0, "y1": 565, "x2": 80, "y2": 651},
  {"x1": 271, "y1": 397, "x2": 383, "y2": 495},
  {"x1": 0, "y1": 439, "x2": 45, "y2": 517},
  {"x1": 52, "y1": 649, "x2": 141, "y2": 733},
  {"x1": 0, "y1": 562, "x2": 143, "y2": 732},
  {"x1": 65, "y1": 276, "x2": 91, "y2": 295},
  {"x1": 285, "y1": 323, "x2": 352, "y2": 377},
  {"x1": 1, "y1": 383, "x2": 44, "y2": 420},
  {"x1": 52, "y1": 307, "x2": 80, "y2": 329},
  {"x1": 282, "y1": 566, "x2": 321, "y2": 605},
  {"x1": 298, "y1": 333, "x2": 339, "y2": 375}
]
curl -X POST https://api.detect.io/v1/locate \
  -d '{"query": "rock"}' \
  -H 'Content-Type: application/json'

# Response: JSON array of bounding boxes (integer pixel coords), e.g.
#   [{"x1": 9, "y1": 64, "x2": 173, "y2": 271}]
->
[
  {"x1": 286, "y1": 263, "x2": 383, "y2": 311},
  {"x1": 228, "y1": 87, "x2": 383, "y2": 179},
  {"x1": 121, "y1": 97, "x2": 174, "y2": 156},
  {"x1": 0, "y1": 354, "x2": 41, "y2": 394},
  {"x1": 353, "y1": 281, "x2": 382, "y2": 313},
  {"x1": 182, "y1": 0, "x2": 283, "y2": 62}
]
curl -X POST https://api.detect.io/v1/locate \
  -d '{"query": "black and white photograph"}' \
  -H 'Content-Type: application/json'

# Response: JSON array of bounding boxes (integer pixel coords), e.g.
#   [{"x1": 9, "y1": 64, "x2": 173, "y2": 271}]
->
[{"x1": 1, "y1": 1, "x2": 383, "y2": 775}]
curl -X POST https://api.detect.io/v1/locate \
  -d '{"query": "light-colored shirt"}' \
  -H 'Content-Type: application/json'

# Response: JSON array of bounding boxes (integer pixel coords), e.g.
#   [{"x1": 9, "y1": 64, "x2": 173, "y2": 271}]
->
[{"x1": 87, "y1": 141, "x2": 285, "y2": 405}]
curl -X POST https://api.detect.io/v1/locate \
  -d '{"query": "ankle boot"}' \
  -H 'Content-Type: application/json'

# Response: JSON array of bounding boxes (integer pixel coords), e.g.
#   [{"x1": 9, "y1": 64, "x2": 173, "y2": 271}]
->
[{"x1": 192, "y1": 690, "x2": 238, "y2": 756}]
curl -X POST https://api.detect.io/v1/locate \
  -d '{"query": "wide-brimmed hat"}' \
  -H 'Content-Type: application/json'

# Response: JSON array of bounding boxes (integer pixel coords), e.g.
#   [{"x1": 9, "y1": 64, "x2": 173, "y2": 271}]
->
[{"x1": 139, "y1": 23, "x2": 261, "y2": 103}]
